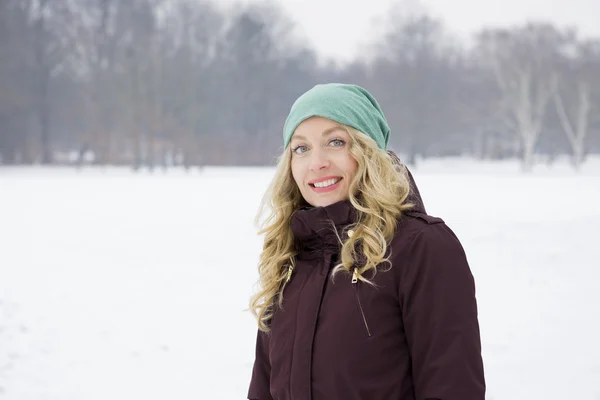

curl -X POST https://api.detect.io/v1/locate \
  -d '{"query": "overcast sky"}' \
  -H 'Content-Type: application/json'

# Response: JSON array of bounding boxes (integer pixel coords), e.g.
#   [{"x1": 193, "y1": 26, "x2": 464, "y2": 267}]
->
[{"x1": 218, "y1": 0, "x2": 600, "y2": 62}]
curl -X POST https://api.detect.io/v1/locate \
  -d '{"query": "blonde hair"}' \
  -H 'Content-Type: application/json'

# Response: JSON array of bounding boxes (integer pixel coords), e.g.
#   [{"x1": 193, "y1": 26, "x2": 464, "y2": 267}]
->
[{"x1": 249, "y1": 125, "x2": 414, "y2": 332}]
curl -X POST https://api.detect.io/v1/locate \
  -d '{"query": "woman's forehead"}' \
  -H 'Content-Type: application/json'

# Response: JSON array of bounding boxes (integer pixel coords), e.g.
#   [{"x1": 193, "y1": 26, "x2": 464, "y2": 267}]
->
[{"x1": 292, "y1": 123, "x2": 347, "y2": 141}]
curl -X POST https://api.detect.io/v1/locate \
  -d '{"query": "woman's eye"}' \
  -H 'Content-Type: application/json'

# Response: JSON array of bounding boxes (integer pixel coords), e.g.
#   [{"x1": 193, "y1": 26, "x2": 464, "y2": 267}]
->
[
  {"x1": 330, "y1": 139, "x2": 345, "y2": 147},
  {"x1": 292, "y1": 145, "x2": 308, "y2": 154}
]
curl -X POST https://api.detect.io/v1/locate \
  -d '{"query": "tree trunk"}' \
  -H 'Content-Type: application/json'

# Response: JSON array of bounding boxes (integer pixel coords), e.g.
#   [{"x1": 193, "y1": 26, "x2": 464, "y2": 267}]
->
[
  {"x1": 521, "y1": 132, "x2": 536, "y2": 172},
  {"x1": 39, "y1": 77, "x2": 51, "y2": 164},
  {"x1": 553, "y1": 82, "x2": 591, "y2": 171},
  {"x1": 572, "y1": 141, "x2": 585, "y2": 171}
]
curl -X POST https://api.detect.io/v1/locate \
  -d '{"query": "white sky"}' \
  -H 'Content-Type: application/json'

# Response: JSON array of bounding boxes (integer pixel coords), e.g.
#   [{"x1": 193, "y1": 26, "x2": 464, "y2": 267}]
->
[{"x1": 220, "y1": 0, "x2": 600, "y2": 62}]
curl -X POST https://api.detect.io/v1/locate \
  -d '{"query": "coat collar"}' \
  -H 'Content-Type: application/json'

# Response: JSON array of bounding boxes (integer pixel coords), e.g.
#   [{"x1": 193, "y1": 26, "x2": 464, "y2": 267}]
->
[{"x1": 290, "y1": 200, "x2": 357, "y2": 250}]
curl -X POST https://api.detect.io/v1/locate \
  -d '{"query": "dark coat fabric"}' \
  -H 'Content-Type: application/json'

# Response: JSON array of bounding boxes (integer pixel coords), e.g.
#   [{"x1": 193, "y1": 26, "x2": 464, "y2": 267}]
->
[{"x1": 247, "y1": 168, "x2": 485, "y2": 400}]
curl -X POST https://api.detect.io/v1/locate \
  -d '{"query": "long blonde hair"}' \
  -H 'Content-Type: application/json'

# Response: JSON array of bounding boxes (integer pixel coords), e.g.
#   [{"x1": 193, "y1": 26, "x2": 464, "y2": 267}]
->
[{"x1": 249, "y1": 125, "x2": 414, "y2": 332}]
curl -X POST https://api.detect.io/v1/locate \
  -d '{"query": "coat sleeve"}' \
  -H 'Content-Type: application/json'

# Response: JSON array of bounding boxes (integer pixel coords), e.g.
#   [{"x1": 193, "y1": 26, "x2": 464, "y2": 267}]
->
[
  {"x1": 398, "y1": 222, "x2": 486, "y2": 400},
  {"x1": 247, "y1": 328, "x2": 274, "y2": 400}
]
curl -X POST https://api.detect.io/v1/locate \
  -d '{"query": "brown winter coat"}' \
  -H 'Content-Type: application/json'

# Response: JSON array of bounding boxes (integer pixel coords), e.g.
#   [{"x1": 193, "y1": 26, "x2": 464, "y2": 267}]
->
[{"x1": 247, "y1": 167, "x2": 486, "y2": 400}]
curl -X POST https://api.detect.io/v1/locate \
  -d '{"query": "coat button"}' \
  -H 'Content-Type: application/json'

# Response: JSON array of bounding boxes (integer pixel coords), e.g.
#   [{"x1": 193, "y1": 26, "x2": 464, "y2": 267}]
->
[{"x1": 347, "y1": 229, "x2": 354, "y2": 238}]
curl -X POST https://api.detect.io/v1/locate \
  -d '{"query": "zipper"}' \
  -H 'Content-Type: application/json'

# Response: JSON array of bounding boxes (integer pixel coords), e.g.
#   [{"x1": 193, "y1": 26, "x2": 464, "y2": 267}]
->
[
  {"x1": 352, "y1": 268, "x2": 372, "y2": 337},
  {"x1": 285, "y1": 264, "x2": 294, "y2": 283}
]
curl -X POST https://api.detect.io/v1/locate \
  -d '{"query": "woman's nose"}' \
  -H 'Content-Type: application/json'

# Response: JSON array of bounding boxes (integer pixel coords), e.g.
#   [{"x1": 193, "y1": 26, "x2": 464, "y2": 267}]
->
[{"x1": 309, "y1": 149, "x2": 330, "y2": 171}]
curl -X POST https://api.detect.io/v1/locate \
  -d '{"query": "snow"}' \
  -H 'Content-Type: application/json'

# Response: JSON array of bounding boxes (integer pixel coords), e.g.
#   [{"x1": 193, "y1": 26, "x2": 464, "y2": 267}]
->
[{"x1": 1, "y1": 157, "x2": 599, "y2": 399}]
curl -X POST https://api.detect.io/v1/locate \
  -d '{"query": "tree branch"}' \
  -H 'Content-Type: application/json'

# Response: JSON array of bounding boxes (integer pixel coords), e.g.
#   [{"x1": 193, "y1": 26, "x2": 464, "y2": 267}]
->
[{"x1": 553, "y1": 89, "x2": 577, "y2": 145}]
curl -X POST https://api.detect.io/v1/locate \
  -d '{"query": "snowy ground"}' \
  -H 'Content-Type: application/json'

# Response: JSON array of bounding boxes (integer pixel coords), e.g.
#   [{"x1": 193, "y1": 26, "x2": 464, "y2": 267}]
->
[{"x1": 1, "y1": 157, "x2": 599, "y2": 400}]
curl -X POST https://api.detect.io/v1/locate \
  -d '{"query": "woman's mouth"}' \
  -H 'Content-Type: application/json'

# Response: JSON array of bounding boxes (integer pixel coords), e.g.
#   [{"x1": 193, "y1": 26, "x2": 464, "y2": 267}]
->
[{"x1": 309, "y1": 177, "x2": 342, "y2": 193}]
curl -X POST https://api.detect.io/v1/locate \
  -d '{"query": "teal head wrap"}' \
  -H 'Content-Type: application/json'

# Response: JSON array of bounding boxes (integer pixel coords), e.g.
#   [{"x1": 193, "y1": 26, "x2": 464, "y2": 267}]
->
[{"x1": 283, "y1": 83, "x2": 390, "y2": 150}]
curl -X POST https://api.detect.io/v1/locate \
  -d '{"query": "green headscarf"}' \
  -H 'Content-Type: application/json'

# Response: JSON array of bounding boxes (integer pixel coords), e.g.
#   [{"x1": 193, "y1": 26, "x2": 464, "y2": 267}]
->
[{"x1": 283, "y1": 83, "x2": 390, "y2": 150}]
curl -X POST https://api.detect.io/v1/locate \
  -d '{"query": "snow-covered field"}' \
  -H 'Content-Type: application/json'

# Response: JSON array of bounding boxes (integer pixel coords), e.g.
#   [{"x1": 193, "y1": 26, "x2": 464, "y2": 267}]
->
[{"x1": 1, "y1": 157, "x2": 599, "y2": 400}]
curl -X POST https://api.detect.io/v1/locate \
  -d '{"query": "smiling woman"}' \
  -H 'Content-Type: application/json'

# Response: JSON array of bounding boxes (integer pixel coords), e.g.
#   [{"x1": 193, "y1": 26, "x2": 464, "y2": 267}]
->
[{"x1": 247, "y1": 83, "x2": 486, "y2": 400}]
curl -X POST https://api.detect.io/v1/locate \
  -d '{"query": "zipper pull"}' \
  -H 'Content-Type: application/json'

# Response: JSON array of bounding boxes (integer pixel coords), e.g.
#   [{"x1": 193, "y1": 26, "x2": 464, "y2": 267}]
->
[
  {"x1": 285, "y1": 264, "x2": 294, "y2": 283},
  {"x1": 352, "y1": 268, "x2": 358, "y2": 284}
]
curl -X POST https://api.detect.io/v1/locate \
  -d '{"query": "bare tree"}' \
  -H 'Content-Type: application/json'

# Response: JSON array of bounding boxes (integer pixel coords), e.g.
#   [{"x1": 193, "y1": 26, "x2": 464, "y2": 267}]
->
[
  {"x1": 27, "y1": 0, "x2": 75, "y2": 164},
  {"x1": 71, "y1": 0, "x2": 120, "y2": 166},
  {"x1": 0, "y1": 1, "x2": 32, "y2": 164},
  {"x1": 164, "y1": 0, "x2": 225, "y2": 169},
  {"x1": 209, "y1": 2, "x2": 297, "y2": 164},
  {"x1": 368, "y1": 13, "x2": 464, "y2": 165},
  {"x1": 553, "y1": 39, "x2": 600, "y2": 169},
  {"x1": 475, "y1": 23, "x2": 571, "y2": 171}
]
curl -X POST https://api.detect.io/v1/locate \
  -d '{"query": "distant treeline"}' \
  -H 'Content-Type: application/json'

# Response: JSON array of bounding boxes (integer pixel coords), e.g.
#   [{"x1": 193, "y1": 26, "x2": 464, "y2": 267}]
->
[{"x1": 1, "y1": 0, "x2": 599, "y2": 171}]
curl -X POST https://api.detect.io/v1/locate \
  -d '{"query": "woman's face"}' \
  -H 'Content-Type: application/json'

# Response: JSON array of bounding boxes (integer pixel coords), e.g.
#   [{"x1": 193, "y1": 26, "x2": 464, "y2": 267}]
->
[{"x1": 289, "y1": 117, "x2": 358, "y2": 207}]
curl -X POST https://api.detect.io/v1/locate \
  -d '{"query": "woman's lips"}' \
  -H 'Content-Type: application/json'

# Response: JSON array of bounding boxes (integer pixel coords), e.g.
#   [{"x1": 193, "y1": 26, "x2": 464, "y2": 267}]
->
[{"x1": 309, "y1": 177, "x2": 342, "y2": 193}]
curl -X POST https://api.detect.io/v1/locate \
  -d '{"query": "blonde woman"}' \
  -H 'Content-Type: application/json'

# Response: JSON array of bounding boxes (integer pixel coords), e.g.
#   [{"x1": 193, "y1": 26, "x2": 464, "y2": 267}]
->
[{"x1": 247, "y1": 83, "x2": 485, "y2": 400}]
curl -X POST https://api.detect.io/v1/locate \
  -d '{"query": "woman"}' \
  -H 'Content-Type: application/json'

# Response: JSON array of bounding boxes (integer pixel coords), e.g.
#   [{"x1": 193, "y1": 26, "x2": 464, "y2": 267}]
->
[{"x1": 247, "y1": 83, "x2": 485, "y2": 400}]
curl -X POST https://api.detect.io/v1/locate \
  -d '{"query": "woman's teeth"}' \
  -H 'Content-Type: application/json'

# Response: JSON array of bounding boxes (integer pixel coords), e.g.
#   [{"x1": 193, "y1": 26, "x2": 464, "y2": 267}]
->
[{"x1": 313, "y1": 178, "x2": 341, "y2": 188}]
